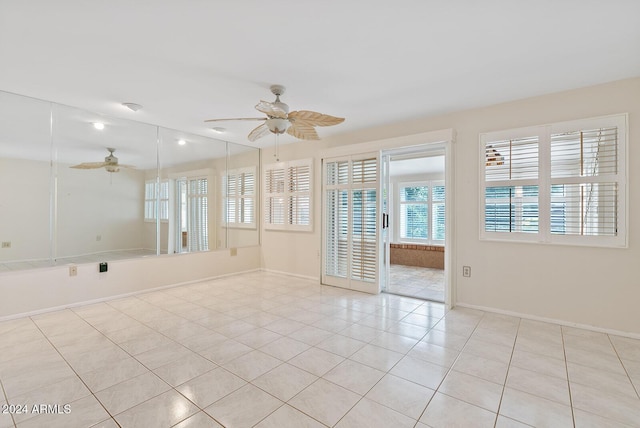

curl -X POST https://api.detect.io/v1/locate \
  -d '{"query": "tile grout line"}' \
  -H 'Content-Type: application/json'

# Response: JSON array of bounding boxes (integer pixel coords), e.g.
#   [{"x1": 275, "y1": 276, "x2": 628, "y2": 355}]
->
[
  {"x1": 560, "y1": 326, "x2": 577, "y2": 428},
  {"x1": 0, "y1": 377, "x2": 17, "y2": 428},
  {"x1": 492, "y1": 316, "x2": 522, "y2": 428},
  {"x1": 606, "y1": 333, "x2": 640, "y2": 402}
]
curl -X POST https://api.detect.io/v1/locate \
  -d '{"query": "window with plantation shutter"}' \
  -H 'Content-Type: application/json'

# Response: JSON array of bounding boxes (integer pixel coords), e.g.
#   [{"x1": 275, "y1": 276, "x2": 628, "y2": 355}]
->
[
  {"x1": 224, "y1": 167, "x2": 256, "y2": 228},
  {"x1": 399, "y1": 181, "x2": 445, "y2": 244},
  {"x1": 480, "y1": 114, "x2": 627, "y2": 247},
  {"x1": 263, "y1": 159, "x2": 312, "y2": 231},
  {"x1": 144, "y1": 179, "x2": 169, "y2": 222}
]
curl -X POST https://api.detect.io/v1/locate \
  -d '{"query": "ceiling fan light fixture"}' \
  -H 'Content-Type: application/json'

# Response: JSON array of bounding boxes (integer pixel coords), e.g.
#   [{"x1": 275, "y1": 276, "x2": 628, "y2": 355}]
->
[
  {"x1": 266, "y1": 118, "x2": 288, "y2": 134},
  {"x1": 122, "y1": 102, "x2": 143, "y2": 112},
  {"x1": 92, "y1": 122, "x2": 105, "y2": 130}
]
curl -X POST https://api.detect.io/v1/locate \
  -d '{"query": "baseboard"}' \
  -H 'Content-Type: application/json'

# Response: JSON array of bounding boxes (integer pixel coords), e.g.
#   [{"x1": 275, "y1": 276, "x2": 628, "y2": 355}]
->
[
  {"x1": 456, "y1": 302, "x2": 640, "y2": 340},
  {"x1": 0, "y1": 268, "x2": 261, "y2": 322},
  {"x1": 260, "y1": 268, "x2": 320, "y2": 282}
]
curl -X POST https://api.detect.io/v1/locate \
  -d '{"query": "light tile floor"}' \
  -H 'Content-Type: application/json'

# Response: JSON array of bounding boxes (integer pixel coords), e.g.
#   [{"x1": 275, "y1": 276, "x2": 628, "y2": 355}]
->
[
  {"x1": 0, "y1": 271, "x2": 639, "y2": 427},
  {"x1": 387, "y1": 265, "x2": 445, "y2": 302}
]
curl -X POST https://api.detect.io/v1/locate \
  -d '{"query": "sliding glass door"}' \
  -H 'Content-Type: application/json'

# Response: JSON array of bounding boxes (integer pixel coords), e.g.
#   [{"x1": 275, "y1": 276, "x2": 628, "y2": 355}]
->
[{"x1": 322, "y1": 154, "x2": 379, "y2": 293}]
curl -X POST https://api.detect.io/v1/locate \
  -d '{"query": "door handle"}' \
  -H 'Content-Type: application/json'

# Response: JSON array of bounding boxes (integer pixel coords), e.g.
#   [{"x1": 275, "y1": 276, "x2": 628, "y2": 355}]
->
[{"x1": 382, "y1": 213, "x2": 389, "y2": 229}]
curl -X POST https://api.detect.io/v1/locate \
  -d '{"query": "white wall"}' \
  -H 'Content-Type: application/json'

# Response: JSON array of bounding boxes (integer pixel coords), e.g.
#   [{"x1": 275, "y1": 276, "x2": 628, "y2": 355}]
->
[
  {"x1": 261, "y1": 77, "x2": 640, "y2": 335},
  {"x1": 56, "y1": 164, "x2": 146, "y2": 257},
  {"x1": 0, "y1": 158, "x2": 50, "y2": 261},
  {"x1": 0, "y1": 246, "x2": 261, "y2": 318},
  {"x1": 0, "y1": 157, "x2": 147, "y2": 262}
]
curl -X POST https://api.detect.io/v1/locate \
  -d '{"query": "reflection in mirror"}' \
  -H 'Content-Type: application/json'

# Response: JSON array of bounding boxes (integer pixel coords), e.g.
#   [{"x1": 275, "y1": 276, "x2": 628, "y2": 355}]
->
[
  {"x1": 0, "y1": 90, "x2": 261, "y2": 272},
  {"x1": 158, "y1": 128, "x2": 227, "y2": 254},
  {"x1": 0, "y1": 92, "x2": 53, "y2": 271},
  {"x1": 53, "y1": 104, "x2": 159, "y2": 264},
  {"x1": 226, "y1": 142, "x2": 260, "y2": 248}
]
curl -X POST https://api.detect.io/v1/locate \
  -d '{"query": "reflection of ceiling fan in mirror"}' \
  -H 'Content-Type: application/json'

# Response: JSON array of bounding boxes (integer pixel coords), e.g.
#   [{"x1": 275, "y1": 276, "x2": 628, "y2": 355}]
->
[
  {"x1": 205, "y1": 85, "x2": 345, "y2": 142},
  {"x1": 70, "y1": 148, "x2": 134, "y2": 173}
]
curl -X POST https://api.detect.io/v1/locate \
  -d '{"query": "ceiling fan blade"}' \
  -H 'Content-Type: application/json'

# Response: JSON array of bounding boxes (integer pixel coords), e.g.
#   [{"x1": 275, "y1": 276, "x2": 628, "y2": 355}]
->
[
  {"x1": 204, "y1": 117, "x2": 266, "y2": 123},
  {"x1": 255, "y1": 101, "x2": 287, "y2": 119},
  {"x1": 248, "y1": 123, "x2": 271, "y2": 142},
  {"x1": 287, "y1": 122, "x2": 319, "y2": 140},
  {"x1": 288, "y1": 110, "x2": 344, "y2": 127},
  {"x1": 117, "y1": 164, "x2": 136, "y2": 169},
  {"x1": 70, "y1": 162, "x2": 108, "y2": 169}
]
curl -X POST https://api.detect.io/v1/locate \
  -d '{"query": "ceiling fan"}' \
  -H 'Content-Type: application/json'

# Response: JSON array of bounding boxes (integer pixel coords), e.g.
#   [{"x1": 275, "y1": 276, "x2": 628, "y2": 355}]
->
[
  {"x1": 70, "y1": 148, "x2": 134, "y2": 173},
  {"x1": 205, "y1": 85, "x2": 344, "y2": 142}
]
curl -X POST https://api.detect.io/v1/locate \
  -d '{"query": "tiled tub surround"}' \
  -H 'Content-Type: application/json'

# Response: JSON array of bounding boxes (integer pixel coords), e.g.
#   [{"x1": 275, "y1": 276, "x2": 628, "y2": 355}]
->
[{"x1": 0, "y1": 271, "x2": 638, "y2": 427}]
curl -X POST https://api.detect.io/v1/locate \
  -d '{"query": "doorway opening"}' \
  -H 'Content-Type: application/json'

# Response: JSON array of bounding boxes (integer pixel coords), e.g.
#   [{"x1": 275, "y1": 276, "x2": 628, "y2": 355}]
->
[{"x1": 381, "y1": 147, "x2": 446, "y2": 303}]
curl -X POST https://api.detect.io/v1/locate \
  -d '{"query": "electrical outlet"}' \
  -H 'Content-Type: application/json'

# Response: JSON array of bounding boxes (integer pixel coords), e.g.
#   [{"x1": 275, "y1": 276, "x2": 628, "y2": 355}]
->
[
  {"x1": 462, "y1": 266, "x2": 471, "y2": 277},
  {"x1": 1, "y1": 241, "x2": 10, "y2": 248},
  {"x1": 69, "y1": 266, "x2": 77, "y2": 277},
  {"x1": 96, "y1": 235, "x2": 102, "y2": 241}
]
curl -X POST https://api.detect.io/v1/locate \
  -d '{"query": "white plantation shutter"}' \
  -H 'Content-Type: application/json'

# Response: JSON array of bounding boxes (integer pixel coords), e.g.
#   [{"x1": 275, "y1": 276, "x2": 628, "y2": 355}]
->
[
  {"x1": 325, "y1": 188, "x2": 348, "y2": 278},
  {"x1": 225, "y1": 174, "x2": 236, "y2": 224},
  {"x1": 159, "y1": 181, "x2": 169, "y2": 221},
  {"x1": 144, "y1": 180, "x2": 169, "y2": 221},
  {"x1": 325, "y1": 160, "x2": 349, "y2": 278},
  {"x1": 225, "y1": 167, "x2": 256, "y2": 228},
  {"x1": 550, "y1": 127, "x2": 618, "y2": 237},
  {"x1": 264, "y1": 159, "x2": 312, "y2": 231},
  {"x1": 188, "y1": 177, "x2": 208, "y2": 252},
  {"x1": 351, "y1": 158, "x2": 377, "y2": 282},
  {"x1": 480, "y1": 114, "x2": 626, "y2": 247},
  {"x1": 264, "y1": 165, "x2": 286, "y2": 226},
  {"x1": 288, "y1": 163, "x2": 311, "y2": 227},
  {"x1": 323, "y1": 155, "x2": 378, "y2": 291},
  {"x1": 240, "y1": 170, "x2": 255, "y2": 224},
  {"x1": 483, "y1": 135, "x2": 540, "y2": 235},
  {"x1": 144, "y1": 181, "x2": 156, "y2": 221}
]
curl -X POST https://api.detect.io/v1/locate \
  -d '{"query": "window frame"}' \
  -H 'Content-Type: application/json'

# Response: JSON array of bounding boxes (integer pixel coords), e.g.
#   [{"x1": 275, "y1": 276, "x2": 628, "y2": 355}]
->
[
  {"x1": 263, "y1": 158, "x2": 313, "y2": 232},
  {"x1": 479, "y1": 114, "x2": 627, "y2": 248},
  {"x1": 397, "y1": 180, "x2": 445, "y2": 245}
]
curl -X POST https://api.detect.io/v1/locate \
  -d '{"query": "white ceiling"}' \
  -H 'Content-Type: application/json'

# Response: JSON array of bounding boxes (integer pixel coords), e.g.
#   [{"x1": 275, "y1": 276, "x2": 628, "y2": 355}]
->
[{"x1": 1, "y1": 1, "x2": 639, "y2": 148}]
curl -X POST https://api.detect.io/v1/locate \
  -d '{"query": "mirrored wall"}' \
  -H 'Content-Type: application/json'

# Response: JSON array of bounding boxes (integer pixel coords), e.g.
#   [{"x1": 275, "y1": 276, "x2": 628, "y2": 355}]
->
[{"x1": 0, "y1": 91, "x2": 260, "y2": 272}]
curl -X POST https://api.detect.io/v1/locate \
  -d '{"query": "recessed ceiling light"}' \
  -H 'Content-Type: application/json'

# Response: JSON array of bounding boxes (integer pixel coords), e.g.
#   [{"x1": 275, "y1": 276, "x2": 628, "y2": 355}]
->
[
  {"x1": 178, "y1": 139, "x2": 186, "y2": 146},
  {"x1": 122, "y1": 102, "x2": 143, "y2": 112},
  {"x1": 92, "y1": 122, "x2": 105, "y2": 130},
  {"x1": 211, "y1": 127, "x2": 226, "y2": 134}
]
